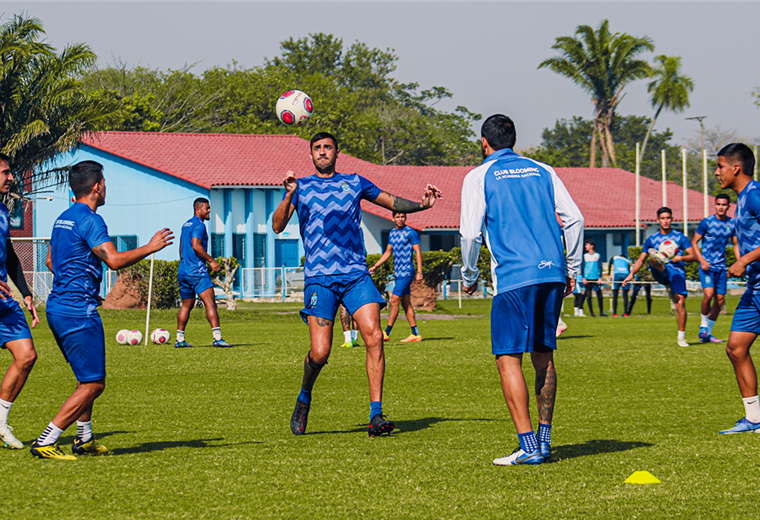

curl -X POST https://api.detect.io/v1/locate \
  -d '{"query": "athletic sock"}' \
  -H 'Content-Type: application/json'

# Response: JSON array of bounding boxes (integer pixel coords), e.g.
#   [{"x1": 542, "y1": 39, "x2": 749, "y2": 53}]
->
[
  {"x1": 385, "y1": 325, "x2": 393, "y2": 336},
  {"x1": 743, "y1": 395, "x2": 760, "y2": 423},
  {"x1": 176, "y1": 330, "x2": 185, "y2": 342},
  {"x1": 411, "y1": 325, "x2": 420, "y2": 336},
  {"x1": 212, "y1": 327, "x2": 222, "y2": 341},
  {"x1": 36, "y1": 422, "x2": 64, "y2": 446},
  {"x1": 517, "y1": 430, "x2": 538, "y2": 453},
  {"x1": 678, "y1": 330, "x2": 686, "y2": 340},
  {"x1": 538, "y1": 423, "x2": 552, "y2": 444},
  {"x1": 370, "y1": 401, "x2": 383, "y2": 422},
  {"x1": 707, "y1": 318, "x2": 716, "y2": 336},
  {"x1": 0, "y1": 398, "x2": 11, "y2": 425},
  {"x1": 297, "y1": 387, "x2": 312, "y2": 406},
  {"x1": 76, "y1": 420, "x2": 93, "y2": 442},
  {"x1": 351, "y1": 329, "x2": 358, "y2": 341},
  {"x1": 343, "y1": 330, "x2": 352, "y2": 343},
  {"x1": 700, "y1": 314, "x2": 709, "y2": 328}
]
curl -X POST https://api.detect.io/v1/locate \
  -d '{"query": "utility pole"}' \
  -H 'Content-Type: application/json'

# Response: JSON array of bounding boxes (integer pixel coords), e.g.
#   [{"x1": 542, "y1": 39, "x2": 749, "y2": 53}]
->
[{"x1": 686, "y1": 116, "x2": 707, "y2": 153}]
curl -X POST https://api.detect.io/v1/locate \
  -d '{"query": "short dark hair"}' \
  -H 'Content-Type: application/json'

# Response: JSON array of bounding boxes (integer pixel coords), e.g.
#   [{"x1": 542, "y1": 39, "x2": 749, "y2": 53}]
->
[
  {"x1": 392, "y1": 211, "x2": 406, "y2": 218},
  {"x1": 585, "y1": 238, "x2": 595, "y2": 247},
  {"x1": 310, "y1": 132, "x2": 338, "y2": 150},
  {"x1": 718, "y1": 143, "x2": 755, "y2": 177},
  {"x1": 69, "y1": 160, "x2": 104, "y2": 198},
  {"x1": 0, "y1": 153, "x2": 10, "y2": 166},
  {"x1": 715, "y1": 193, "x2": 731, "y2": 204},
  {"x1": 194, "y1": 197, "x2": 209, "y2": 210},
  {"x1": 481, "y1": 114, "x2": 516, "y2": 151},
  {"x1": 657, "y1": 207, "x2": 672, "y2": 218}
]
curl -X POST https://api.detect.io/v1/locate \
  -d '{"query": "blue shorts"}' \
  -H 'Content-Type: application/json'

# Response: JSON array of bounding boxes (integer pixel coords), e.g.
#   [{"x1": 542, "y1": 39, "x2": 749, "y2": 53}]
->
[
  {"x1": 612, "y1": 273, "x2": 630, "y2": 291},
  {"x1": 47, "y1": 312, "x2": 106, "y2": 383},
  {"x1": 0, "y1": 302, "x2": 32, "y2": 348},
  {"x1": 699, "y1": 267, "x2": 728, "y2": 295},
  {"x1": 731, "y1": 288, "x2": 760, "y2": 333},
  {"x1": 392, "y1": 276, "x2": 414, "y2": 297},
  {"x1": 649, "y1": 263, "x2": 687, "y2": 295},
  {"x1": 491, "y1": 283, "x2": 565, "y2": 355},
  {"x1": 178, "y1": 272, "x2": 215, "y2": 300},
  {"x1": 301, "y1": 271, "x2": 386, "y2": 324}
]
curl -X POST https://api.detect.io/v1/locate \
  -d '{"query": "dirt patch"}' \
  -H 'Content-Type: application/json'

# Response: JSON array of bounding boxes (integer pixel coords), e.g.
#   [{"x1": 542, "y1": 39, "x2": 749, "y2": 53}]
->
[{"x1": 103, "y1": 276, "x2": 146, "y2": 309}]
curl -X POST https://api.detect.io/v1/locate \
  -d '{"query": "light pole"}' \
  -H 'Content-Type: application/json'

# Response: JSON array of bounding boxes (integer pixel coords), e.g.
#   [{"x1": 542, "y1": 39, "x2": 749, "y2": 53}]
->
[{"x1": 686, "y1": 116, "x2": 707, "y2": 152}]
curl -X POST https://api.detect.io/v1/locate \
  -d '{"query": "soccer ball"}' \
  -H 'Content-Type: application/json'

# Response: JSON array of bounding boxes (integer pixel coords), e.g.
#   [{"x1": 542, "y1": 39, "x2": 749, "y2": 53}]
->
[
  {"x1": 126, "y1": 330, "x2": 143, "y2": 345},
  {"x1": 658, "y1": 240, "x2": 679, "y2": 259},
  {"x1": 276, "y1": 90, "x2": 313, "y2": 126},
  {"x1": 150, "y1": 328, "x2": 171, "y2": 345},
  {"x1": 116, "y1": 329, "x2": 130, "y2": 345}
]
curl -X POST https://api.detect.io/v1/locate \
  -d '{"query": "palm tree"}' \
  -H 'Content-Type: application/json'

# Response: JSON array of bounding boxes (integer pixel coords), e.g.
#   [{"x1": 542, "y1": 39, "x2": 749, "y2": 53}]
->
[
  {"x1": 639, "y1": 55, "x2": 693, "y2": 162},
  {"x1": 539, "y1": 20, "x2": 654, "y2": 167},
  {"x1": 0, "y1": 14, "x2": 119, "y2": 205}
]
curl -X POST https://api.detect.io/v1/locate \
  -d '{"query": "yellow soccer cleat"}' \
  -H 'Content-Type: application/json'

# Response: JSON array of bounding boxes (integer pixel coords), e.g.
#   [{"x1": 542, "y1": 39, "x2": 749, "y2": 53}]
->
[
  {"x1": 400, "y1": 334, "x2": 422, "y2": 343},
  {"x1": 72, "y1": 437, "x2": 108, "y2": 455},
  {"x1": 30, "y1": 442, "x2": 77, "y2": 461},
  {"x1": 382, "y1": 331, "x2": 390, "y2": 342}
]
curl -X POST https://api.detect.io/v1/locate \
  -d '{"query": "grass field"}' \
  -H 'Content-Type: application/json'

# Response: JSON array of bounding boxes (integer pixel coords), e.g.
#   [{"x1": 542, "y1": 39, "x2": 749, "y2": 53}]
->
[{"x1": 2, "y1": 295, "x2": 759, "y2": 519}]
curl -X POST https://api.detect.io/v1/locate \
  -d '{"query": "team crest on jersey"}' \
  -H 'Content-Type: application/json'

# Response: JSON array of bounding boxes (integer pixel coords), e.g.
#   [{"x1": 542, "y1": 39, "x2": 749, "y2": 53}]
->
[
  {"x1": 341, "y1": 183, "x2": 349, "y2": 192},
  {"x1": 309, "y1": 292, "x2": 318, "y2": 308}
]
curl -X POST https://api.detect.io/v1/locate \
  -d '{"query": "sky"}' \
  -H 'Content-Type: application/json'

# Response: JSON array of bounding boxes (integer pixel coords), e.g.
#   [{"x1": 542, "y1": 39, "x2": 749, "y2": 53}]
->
[{"x1": 7, "y1": 1, "x2": 760, "y2": 149}]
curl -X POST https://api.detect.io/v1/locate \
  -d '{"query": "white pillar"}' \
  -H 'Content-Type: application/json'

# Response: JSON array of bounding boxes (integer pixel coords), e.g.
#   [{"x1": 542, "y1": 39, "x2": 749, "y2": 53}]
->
[
  {"x1": 635, "y1": 142, "x2": 641, "y2": 247},
  {"x1": 703, "y1": 149, "x2": 708, "y2": 218},
  {"x1": 682, "y1": 149, "x2": 688, "y2": 236},
  {"x1": 662, "y1": 149, "x2": 667, "y2": 207}
]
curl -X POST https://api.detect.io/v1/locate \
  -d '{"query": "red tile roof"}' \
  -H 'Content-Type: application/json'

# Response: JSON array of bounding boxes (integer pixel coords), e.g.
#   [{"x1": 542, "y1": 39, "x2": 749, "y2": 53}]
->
[{"x1": 81, "y1": 132, "x2": 724, "y2": 231}]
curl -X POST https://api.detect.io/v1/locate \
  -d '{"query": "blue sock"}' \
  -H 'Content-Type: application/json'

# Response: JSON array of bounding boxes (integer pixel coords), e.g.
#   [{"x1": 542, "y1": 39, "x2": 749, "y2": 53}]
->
[
  {"x1": 518, "y1": 431, "x2": 538, "y2": 453},
  {"x1": 538, "y1": 423, "x2": 552, "y2": 444},
  {"x1": 298, "y1": 387, "x2": 311, "y2": 405},
  {"x1": 370, "y1": 401, "x2": 382, "y2": 422},
  {"x1": 385, "y1": 325, "x2": 393, "y2": 335},
  {"x1": 411, "y1": 325, "x2": 420, "y2": 336}
]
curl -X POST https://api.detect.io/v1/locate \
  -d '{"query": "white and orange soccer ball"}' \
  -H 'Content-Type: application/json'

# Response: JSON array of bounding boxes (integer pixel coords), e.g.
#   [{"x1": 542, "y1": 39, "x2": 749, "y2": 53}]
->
[
  {"x1": 276, "y1": 90, "x2": 313, "y2": 126},
  {"x1": 125, "y1": 330, "x2": 143, "y2": 345},
  {"x1": 150, "y1": 328, "x2": 171, "y2": 345},
  {"x1": 116, "y1": 329, "x2": 130, "y2": 345},
  {"x1": 658, "y1": 240, "x2": 679, "y2": 259}
]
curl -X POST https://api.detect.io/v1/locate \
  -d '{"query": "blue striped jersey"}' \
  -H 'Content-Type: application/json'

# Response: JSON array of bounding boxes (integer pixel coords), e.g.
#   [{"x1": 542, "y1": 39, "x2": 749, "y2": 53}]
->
[
  {"x1": 642, "y1": 229, "x2": 692, "y2": 273},
  {"x1": 695, "y1": 214, "x2": 734, "y2": 270},
  {"x1": 610, "y1": 255, "x2": 631, "y2": 276},
  {"x1": 290, "y1": 173, "x2": 381, "y2": 277},
  {"x1": 735, "y1": 180, "x2": 760, "y2": 290},
  {"x1": 389, "y1": 226, "x2": 420, "y2": 277},
  {"x1": 583, "y1": 252, "x2": 602, "y2": 280}
]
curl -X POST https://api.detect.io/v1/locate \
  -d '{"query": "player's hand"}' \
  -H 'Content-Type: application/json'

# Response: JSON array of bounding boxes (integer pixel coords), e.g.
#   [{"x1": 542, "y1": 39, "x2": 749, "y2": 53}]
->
[
  {"x1": 368, "y1": 265, "x2": 377, "y2": 274},
  {"x1": 564, "y1": 277, "x2": 576, "y2": 297},
  {"x1": 421, "y1": 184, "x2": 442, "y2": 209},
  {"x1": 416, "y1": 271, "x2": 424, "y2": 283},
  {"x1": 149, "y1": 228, "x2": 174, "y2": 253},
  {"x1": 464, "y1": 281, "x2": 478, "y2": 295},
  {"x1": 0, "y1": 279, "x2": 10, "y2": 300},
  {"x1": 621, "y1": 274, "x2": 633, "y2": 287},
  {"x1": 210, "y1": 259, "x2": 221, "y2": 273},
  {"x1": 23, "y1": 295, "x2": 39, "y2": 328},
  {"x1": 283, "y1": 171, "x2": 298, "y2": 195},
  {"x1": 700, "y1": 260, "x2": 710, "y2": 272},
  {"x1": 729, "y1": 258, "x2": 746, "y2": 278}
]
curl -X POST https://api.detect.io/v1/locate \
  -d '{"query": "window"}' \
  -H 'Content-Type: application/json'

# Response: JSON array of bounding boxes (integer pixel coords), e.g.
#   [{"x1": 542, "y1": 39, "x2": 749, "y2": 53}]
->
[
  {"x1": 253, "y1": 233, "x2": 266, "y2": 268},
  {"x1": 429, "y1": 234, "x2": 460, "y2": 252},
  {"x1": 110, "y1": 235, "x2": 138, "y2": 252},
  {"x1": 232, "y1": 233, "x2": 246, "y2": 268},
  {"x1": 211, "y1": 233, "x2": 225, "y2": 258}
]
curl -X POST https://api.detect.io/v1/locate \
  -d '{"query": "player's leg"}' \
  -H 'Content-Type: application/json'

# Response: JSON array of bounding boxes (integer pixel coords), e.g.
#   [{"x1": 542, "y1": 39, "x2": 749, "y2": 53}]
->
[
  {"x1": 699, "y1": 266, "x2": 715, "y2": 341},
  {"x1": 667, "y1": 268, "x2": 689, "y2": 346},
  {"x1": 399, "y1": 294, "x2": 421, "y2": 342},
  {"x1": 1, "y1": 338, "x2": 37, "y2": 449},
  {"x1": 197, "y1": 280, "x2": 229, "y2": 347},
  {"x1": 584, "y1": 282, "x2": 596, "y2": 316},
  {"x1": 176, "y1": 298, "x2": 195, "y2": 348},
  {"x1": 622, "y1": 287, "x2": 629, "y2": 316},
  {"x1": 531, "y1": 350, "x2": 556, "y2": 460},
  {"x1": 645, "y1": 284, "x2": 653, "y2": 314},
  {"x1": 705, "y1": 271, "x2": 728, "y2": 343},
  {"x1": 595, "y1": 283, "x2": 606, "y2": 316},
  {"x1": 339, "y1": 304, "x2": 355, "y2": 348},
  {"x1": 627, "y1": 284, "x2": 639, "y2": 315},
  {"x1": 384, "y1": 294, "x2": 401, "y2": 340},
  {"x1": 675, "y1": 294, "x2": 688, "y2": 345},
  {"x1": 612, "y1": 287, "x2": 619, "y2": 316}
]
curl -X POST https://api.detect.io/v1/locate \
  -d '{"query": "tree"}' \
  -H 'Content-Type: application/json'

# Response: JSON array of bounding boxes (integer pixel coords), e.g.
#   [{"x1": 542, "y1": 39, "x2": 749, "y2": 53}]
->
[
  {"x1": 639, "y1": 55, "x2": 693, "y2": 162},
  {"x1": 538, "y1": 20, "x2": 654, "y2": 167},
  {"x1": 0, "y1": 14, "x2": 120, "y2": 203}
]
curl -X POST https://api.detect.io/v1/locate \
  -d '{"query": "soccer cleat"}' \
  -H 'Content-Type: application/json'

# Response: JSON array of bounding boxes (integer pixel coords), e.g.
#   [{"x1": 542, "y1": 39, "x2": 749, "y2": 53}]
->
[
  {"x1": 698, "y1": 327, "x2": 709, "y2": 341},
  {"x1": 677, "y1": 338, "x2": 689, "y2": 347},
  {"x1": 174, "y1": 340, "x2": 193, "y2": 348},
  {"x1": 539, "y1": 442, "x2": 551, "y2": 462},
  {"x1": 719, "y1": 416, "x2": 760, "y2": 434},
  {"x1": 613, "y1": 314, "x2": 618, "y2": 317},
  {"x1": 368, "y1": 414, "x2": 395, "y2": 437},
  {"x1": 30, "y1": 442, "x2": 77, "y2": 461},
  {"x1": 0, "y1": 423, "x2": 23, "y2": 449},
  {"x1": 555, "y1": 323, "x2": 567, "y2": 338},
  {"x1": 493, "y1": 447, "x2": 544, "y2": 466},
  {"x1": 705, "y1": 335, "x2": 724, "y2": 343},
  {"x1": 213, "y1": 339, "x2": 232, "y2": 348},
  {"x1": 623, "y1": 313, "x2": 629, "y2": 317},
  {"x1": 382, "y1": 331, "x2": 390, "y2": 342},
  {"x1": 72, "y1": 436, "x2": 108, "y2": 455},
  {"x1": 400, "y1": 334, "x2": 422, "y2": 343},
  {"x1": 341, "y1": 340, "x2": 357, "y2": 348},
  {"x1": 648, "y1": 248, "x2": 671, "y2": 265},
  {"x1": 290, "y1": 400, "x2": 310, "y2": 435}
]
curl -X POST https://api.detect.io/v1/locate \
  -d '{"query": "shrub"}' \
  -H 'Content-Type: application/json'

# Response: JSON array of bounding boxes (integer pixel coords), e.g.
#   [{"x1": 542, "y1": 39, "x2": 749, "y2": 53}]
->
[{"x1": 118, "y1": 259, "x2": 181, "y2": 309}]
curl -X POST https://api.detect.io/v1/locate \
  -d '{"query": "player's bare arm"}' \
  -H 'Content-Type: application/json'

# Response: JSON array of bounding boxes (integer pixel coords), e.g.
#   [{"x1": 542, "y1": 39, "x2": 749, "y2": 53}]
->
[
  {"x1": 729, "y1": 244, "x2": 760, "y2": 278},
  {"x1": 369, "y1": 244, "x2": 393, "y2": 274},
  {"x1": 622, "y1": 252, "x2": 649, "y2": 287},
  {"x1": 372, "y1": 184, "x2": 442, "y2": 213},
  {"x1": 733, "y1": 236, "x2": 740, "y2": 263},
  {"x1": 691, "y1": 232, "x2": 710, "y2": 271},
  {"x1": 673, "y1": 246, "x2": 697, "y2": 264},
  {"x1": 273, "y1": 171, "x2": 297, "y2": 233},
  {"x1": 413, "y1": 243, "x2": 423, "y2": 283},
  {"x1": 92, "y1": 228, "x2": 174, "y2": 270},
  {"x1": 45, "y1": 246, "x2": 53, "y2": 274},
  {"x1": 192, "y1": 237, "x2": 219, "y2": 273}
]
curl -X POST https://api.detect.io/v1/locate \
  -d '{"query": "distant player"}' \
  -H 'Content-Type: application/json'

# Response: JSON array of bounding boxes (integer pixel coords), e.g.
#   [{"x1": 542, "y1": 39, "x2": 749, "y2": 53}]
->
[
  {"x1": 691, "y1": 194, "x2": 739, "y2": 343},
  {"x1": 608, "y1": 252, "x2": 631, "y2": 317},
  {"x1": 176, "y1": 198, "x2": 230, "y2": 348},
  {"x1": 369, "y1": 212, "x2": 424, "y2": 342},
  {"x1": 460, "y1": 115, "x2": 584, "y2": 465},
  {"x1": 339, "y1": 304, "x2": 359, "y2": 348},
  {"x1": 0, "y1": 154, "x2": 40, "y2": 450},
  {"x1": 272, "y1": 132, "x2": 440, "y2": 437},
  {"x1": 31, "y1": 161, "x2": 172, "y2": 460},
  {"x1": 582, "y1": 239, "x2": 605, "y2": 317},
  {"x1": 713, "y1": 144, "x2": 760, "y2": 433},
  {"x1": 623, "y1": 207, "x2": 695, "y2": 347},
  {"x1": 573, "y1": 279, "x2": 586, "y2": 317}
]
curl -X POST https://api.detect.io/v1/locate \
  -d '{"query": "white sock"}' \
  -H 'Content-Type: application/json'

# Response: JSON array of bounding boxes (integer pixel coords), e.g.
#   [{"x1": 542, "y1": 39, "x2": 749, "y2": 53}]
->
[
  {"x1": 678, "y1": 330, "x2": 686, "y2": 340},
  {"x1": 212, "y1": 327, "x2": 222, "y2": 341},
  {"x1": 343, "y1": 330, "x2": 352, "y2": 343},
  {"x1": 707, "y1": 318, "x2": 716, "y2": 336},
  {"x1": 36, "y1": 422, "x2": 64, "y2": 446},
  {"x1": 0, "y1": 398, "x2": 11, "y2": 425},
  {"x1": 77, "y1": 420, "x2": 93, "y2": 442},
  {"x1": 351, "y1": 329, "x2": 358, "y2": 341},
  {"x1": 700, "y1": 314, "x2": 708, "y2": 328},
  {"x1": 743, "y1": 395, "x2": 760, "y2": 423},
  {"x1": 177, "y1": 330, "x2": 185, "y2": 342}
]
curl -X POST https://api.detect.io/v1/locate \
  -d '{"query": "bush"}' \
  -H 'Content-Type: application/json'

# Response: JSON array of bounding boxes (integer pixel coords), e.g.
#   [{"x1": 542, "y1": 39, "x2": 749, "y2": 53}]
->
[
  {"x1": 449, "y1": 246, "x2": 492, "y2": 286},
  {"x1": 367, "y1": 250, "x2": 454, "y2": 292},
  {"x1": 118, "y1": 259, "x2": 181, "y2": 309}
]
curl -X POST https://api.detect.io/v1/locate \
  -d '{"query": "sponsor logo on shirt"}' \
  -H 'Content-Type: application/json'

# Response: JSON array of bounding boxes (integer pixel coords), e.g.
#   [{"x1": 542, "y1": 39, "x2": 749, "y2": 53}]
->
[
  {"x1": 538, "y1": 260, "x2": 555, "y2": 269},
  {"x1": 309, "y1": 292, "x2": 318, "y2": 308},
  {"x1": 54, "y1": 219, "x2": 75, "y2": 230},
  {"x1": 493, "y1": 167, "x2": 541, "y2": 180},
  {"x1": 341, "y1": 183, "x2": 350, "y2": 192}
]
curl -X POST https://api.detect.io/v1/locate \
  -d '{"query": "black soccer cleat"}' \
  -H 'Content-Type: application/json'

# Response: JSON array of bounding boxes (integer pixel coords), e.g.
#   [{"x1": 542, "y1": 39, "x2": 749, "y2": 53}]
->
[
  {"x1": 290, "y1": 400, "x2": 310, "y2": 435},
  {"x1": 368, "y1": 414, "x2": 395, "y2": 437}
]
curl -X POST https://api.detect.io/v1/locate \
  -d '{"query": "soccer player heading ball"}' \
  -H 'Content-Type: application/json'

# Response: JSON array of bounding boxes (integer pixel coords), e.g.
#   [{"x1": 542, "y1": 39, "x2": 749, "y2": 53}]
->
[
  {"x1": 272, "y1": 132, "x2": 441, "y2": 437},
  {"x1": 460, "y1": 115, "x2": 584, "y2": 466}
]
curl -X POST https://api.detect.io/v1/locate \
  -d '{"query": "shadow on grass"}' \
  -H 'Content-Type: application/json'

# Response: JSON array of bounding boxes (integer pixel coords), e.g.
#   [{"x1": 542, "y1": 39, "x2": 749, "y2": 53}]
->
[
  {"x1": 551, "y1": 439, "x2": 654, "y2": 461},
  {"x1": 557, "y1": 335, "x2": 595, "y2": 340},
  {"x1": 308, "y1": 416, "x2": 499, "y2": 436},
  {"x1": 49, "y1": 430, "x2": 133, "y2": 446},
  {"x1": 110, "y1": 437, "x2": 262, "y2": 455}
]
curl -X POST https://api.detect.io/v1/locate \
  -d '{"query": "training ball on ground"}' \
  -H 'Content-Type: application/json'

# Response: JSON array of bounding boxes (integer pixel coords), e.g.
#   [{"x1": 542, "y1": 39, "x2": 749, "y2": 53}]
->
[
  {"x1": 276, "y1": 90, "x2": 313, "y2": 126},
  {"x1": 658, "y1": 239, "x2": 678, "y2": 259},
  {"x1": 116, "y1": 329, "x2": 130, "y2": 345},
  {"x1": 151, "y1": 328, "x2": 171, "y2": 344},
  {"x1": 126, "y1": 330, "x2": 143, "y2": 345}
]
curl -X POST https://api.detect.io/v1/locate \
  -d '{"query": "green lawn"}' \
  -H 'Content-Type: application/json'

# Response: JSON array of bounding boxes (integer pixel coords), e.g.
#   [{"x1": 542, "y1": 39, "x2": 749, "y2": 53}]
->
[{"x1": 3, "y1": 295, "x2": 759, "y2": 518}]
